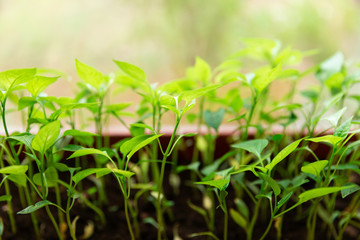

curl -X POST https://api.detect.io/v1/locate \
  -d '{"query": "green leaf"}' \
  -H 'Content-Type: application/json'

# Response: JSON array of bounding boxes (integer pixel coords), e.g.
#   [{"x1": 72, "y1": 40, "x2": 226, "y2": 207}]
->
[
  {"x1": 67, "y1": 148, "x2": 111, "y2": 161},
  {"x1": 232, "y1": 139, "x2": 268, "y2": 160},
  {"x1": 307, "y1": 135, "x2": 342, "y2": 146},
  {"x1": 17, "y1": 200, "x2": 55, "y2": 214},
  {"x1": 251, "y1": 64, "x2": 282, "y2": 93},
  {"x1": 277, "y1": 191, "x2": 293, "y2": 209},
  {"x1": 18, "y1": 96, "x2": 37, "y2": 110},
  {"x1": 0, "y1": 195, "x2": 12, "y2": 202},
  {"x1": 33, "y1": 167, "x2": 58, "y2": 187},
  {"x1": 113, "y1": 60, "x2": 146, "y2": 82},
  {"x1": 324, "y1": 107, "x2": 347, "y2": 127},
  {"x1": 0, "y1": 165, "x2": 28, "y2": 174},
  {"x1": 230, "y1": 208, "x2": 247, "y2": 230},
  {"x1": 105, "y1": 103, "x2": 132, "y2": 113},
  {"x1": 334, "y1": 117, "x2": 353, "y2": 138},
  {"x1": 301, "y1": 160, "x2": 328, "y2": 177},
  {"x1": 26, "y1": 76, "x2": 58, "y2": 97},
  {"x1": 258, "y1": 173, "x2": 281, "y2": 197},
  {"x1": 72, "y1": 168, "x2": 112, "y2": 184},
  {"x1": 63, "y1": 129, "x2": 98, "y2": 137},
  {"x1": 265, "y1": 139, "x2": 302, "y2": 172},
  {"x1": 178, "y1": 84, "x2": 221, "y2": 104},
  {"x1": 187, "y1": 200, "x2": 207, "y2": 218},
  {"x1": 32, "y1": 120, "x2": 61, "y2": 155},
  {"x1": 75, "y1": 59, "x2": 104, "y2": 90},
  {"x1": 106, "y1": 165, "x2": 134, "y2": 179},
  {"x1": 195, "y1": 179, "x2": 230, "y2": 191},
  {"x1": 120, "y1": 134, "x2": 163, "y2": 160},
  {"x1": 341, "y1": 184, "x2": 360, "y2": 198},
  {"x1": 7, "y1": 174, "x2": 27, "y2": 187},
  {"x1": 320, "y1": 52, "x2": 344, "y2": 73},
  {"x1": 0, "y1": 68, "x2": 36, "y2": 91},
  {"x1": 186, "y1": 57, "x2": 211, "y2": 84},
  {"x1": 204, "y1": 108, "x2": 225, "y2": 131},
  {"x1": 298, "y1": 186, "x2": 350, "y2": 203}
]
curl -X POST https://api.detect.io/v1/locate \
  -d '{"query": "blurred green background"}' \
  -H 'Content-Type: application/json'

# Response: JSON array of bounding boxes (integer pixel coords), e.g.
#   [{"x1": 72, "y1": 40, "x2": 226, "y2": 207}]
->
[{"x1": 0, "y1": 0, "x2": 359, "y2": 98}]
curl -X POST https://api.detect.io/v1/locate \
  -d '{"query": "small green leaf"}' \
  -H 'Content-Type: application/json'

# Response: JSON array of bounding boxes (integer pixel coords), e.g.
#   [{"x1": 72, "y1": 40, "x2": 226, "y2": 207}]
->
[
  {"x1": 324, "y1": 107, "x2": 347, "y2": 127},
  {"x1": 186, "y1": 57, "x2": 211, "y2": 84},
  {"x1": 341, "y1": 184, "x2": 360, "y2": 198},
  {"x1": 258, "y1": 173, "x2": 281, "y2": 197},
  {"x1": 26, "y1": 76, "x2": 58, "y2": 97},
  {"x1": 63, "y1": 129, "x2": 98, "y2": 137},
  {"x1": 75, "y1": 59, "x2": 104, "y2": 90},
  {"x1": 113, "y1": 60, "x2": 146, "y2": 82},
  {"x1": 18, "y1": 96, "x2": 37, "y2": 110},
  {"x1": 0, "y1": 195, "x2": 12, "y2": 202},
  {"x1": 120, "y1": 134, "x2": 163, "y2": 160},
  {"x1": 230, "y1": 208, "x2": 247, "y2": 229},
  {"x1": 232, "y1": 139, "x2": 268, "y2": 160},
  {"x1": 307, "y1": 135, "x2": 342, "y2": 146},
  {"x1": 106, "y1": 164, "x2": 134, "y2": 179},
  {"x1": 67, "y1": 148, "x2": 111, "y2": 161},
  {"x1": 72, "y1": 168, "x2": 112, "y2": 184},
  {"x1": 179, "y1": 84, "x2": 221, "y2": 104},
  {"x1": 17, "y1": 200, "x2": 54, "y2": 214},
  {"x1": 320, "y1": 52, "x2": 344, "y2": 73},
  {"x1": 298, "y1": 186, "x2": 350, "y2": 203},
  {"x1": 0, "y1": 165, "x2": 28, "y2": 174},
  {"x1": 33, "y1": 167, "x2": 58, "y2": 187},
  {"x1": 252, "y1": 64, "x2": 282, "y2": 93},
  {"x1": 7, "y1": 174, "x2": 27, "y2": 187},
  {"x1": 195, "y1": 179, "x2": 230, "y2": 191},
  {"x1": 105, "y1": 103, "x2": 132, "y2": 112},
  {"x1": 265, "y1": 139, "x2": 302, "y2": 172},
  {"x1": 0, "y1": 68, "x2": 36, "y2": 91},
  {"x1": 32, "y1": 120, "x2": 61, "y2": 155},
  {"x1": 187, "y1": 200, "x2": 207, "y2": 217},
  {"x1": 277, "y1": 191, "x2": 293, "y2": 209},
  {"x1": 301, "y1": 160, "x2": 328, "y2": 177},
  {"x1": 334, "y1": 117, "x2": 353, "y2": 138},
  {"x1": 204, "y1": 108, "x2": 225, "y2": 131}
]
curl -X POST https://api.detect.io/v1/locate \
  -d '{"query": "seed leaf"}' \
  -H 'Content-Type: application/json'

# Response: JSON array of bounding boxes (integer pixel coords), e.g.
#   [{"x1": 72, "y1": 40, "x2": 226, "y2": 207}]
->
[
  {"x1": 17, "y1": 200, "x2": 54, "y2": 214},
  {"x1": 186, "y1": 57, "x2": 211, "y2": 84},
  {"x1": 232, "y1": 139, "x2": 268, "y2": 160},
  {"x1": 32, "y1": 120, "x2": 61, "y2": 155},
  {"x1": 195, "y1": 179, "x2": 230, "y2": 191},
  {"x1": 277, "y1": 191, "x2": 293, "y2": 209},
  {"x1": 334, "y1": 117, "x2": 353, "y2": 138},
  {"x1": 7, "y1": 174, "x2": 27, "y2": 187},
  {"x1": 230, "y1": 208, "x2": 247, "y2": 229},
  {"x1": 301, "y1": 160, "x2": 328, "y2": 177},
  {"x1": 106, "y1": 164, "x2": 134, "y2": 179}
]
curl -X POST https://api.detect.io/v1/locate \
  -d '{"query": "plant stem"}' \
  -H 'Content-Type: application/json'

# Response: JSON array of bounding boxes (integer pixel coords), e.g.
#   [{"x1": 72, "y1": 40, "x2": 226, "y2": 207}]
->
[
  {"x1": 247, "y1": 198, "x2": 261, "y2": 240},
  {"x1": 45, "y1": 205, "x2": 64, "y2": 240},
  {"x1": 259, "y1": 218, "x2": 273, "y2": 240},
  {"x1": 157, "y1": 117, "x2": 180, "y2": 240},
  {"x1": 24, "y1": 185, "x2": 40, "y2": 239}
]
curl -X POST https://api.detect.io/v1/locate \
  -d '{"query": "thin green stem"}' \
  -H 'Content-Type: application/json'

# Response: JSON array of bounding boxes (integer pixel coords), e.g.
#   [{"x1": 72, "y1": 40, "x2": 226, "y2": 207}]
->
[
  {"x1": 157, "y1": 117, "x2": 181, "y2": 240},
  {"x1": 45, "y1": 205, "x2": 64, "y2": 240}
]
